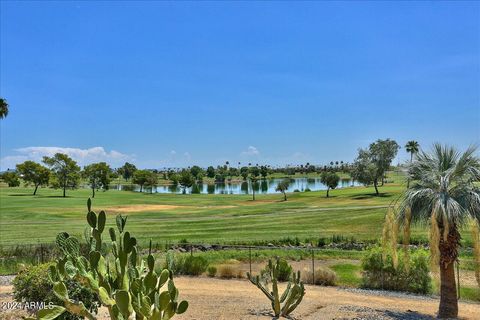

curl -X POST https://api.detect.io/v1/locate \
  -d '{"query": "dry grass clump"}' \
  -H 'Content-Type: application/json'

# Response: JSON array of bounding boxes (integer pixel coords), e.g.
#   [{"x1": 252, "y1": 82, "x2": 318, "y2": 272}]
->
[
  {"x1": 301, "y1": 266, "x2": 336, "y2": 286},
  {"x1": 217, "y1": 264, "x2": 243, "y2": 279}
]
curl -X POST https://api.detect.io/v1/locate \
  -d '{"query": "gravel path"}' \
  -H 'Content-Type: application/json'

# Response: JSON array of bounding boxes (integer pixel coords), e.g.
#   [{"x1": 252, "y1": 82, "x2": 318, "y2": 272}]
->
[{"x1": 1, "y1": 276, "x2": 478, "y2": 319}]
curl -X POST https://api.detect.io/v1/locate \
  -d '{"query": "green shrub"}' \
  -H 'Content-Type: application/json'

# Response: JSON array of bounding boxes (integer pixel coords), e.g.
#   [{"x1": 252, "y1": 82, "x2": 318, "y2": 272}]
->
[
  {"x1": 175, "y1": 255, "x2": 209, "y2": 276},
  {"x1": 207, "y1": 266, "x2": 217, "y2": 277},
  {"x1": 13, "y1": 263, "x2": 100, "y2": 320},
  {"x1": 261, "y1": 258, "x2": 292, "y2": 282},
  {"x1": 361, "y1": 247, "x2": 431, "y2": 294},
  {"x1": 301, "y1": 266, "x2": 337, "y2": 286}
]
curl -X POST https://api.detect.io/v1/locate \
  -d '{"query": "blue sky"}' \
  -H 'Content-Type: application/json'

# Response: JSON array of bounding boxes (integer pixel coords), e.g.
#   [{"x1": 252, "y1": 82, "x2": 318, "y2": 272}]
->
[{"x1": 1, "y1": 1, "x2": 479, "y2": 170}]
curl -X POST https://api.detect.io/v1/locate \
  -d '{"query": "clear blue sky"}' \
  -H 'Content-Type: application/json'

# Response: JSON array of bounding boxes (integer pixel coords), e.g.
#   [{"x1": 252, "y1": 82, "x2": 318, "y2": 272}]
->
[{"x1": 1, "y1": 1, "x2": 479, "y2": 170}]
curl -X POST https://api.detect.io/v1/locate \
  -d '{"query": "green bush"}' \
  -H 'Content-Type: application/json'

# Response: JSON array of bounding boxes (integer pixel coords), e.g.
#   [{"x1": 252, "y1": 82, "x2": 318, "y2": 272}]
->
[
  {"x1": 13, "y1": 263, "x2": 100, "y2": 320},
  {"x1": 207, "y1": 266, "x2": 217, "y2": 277},
  {"x1": 175, "y1": 255, "x2": 209, "y2": 276},
  {"x1": 261, "y1": 258, "x2": 292, "y2": 282},
  {"x1": 361, "y1": 247, "x2": 431, "y2": 294}
]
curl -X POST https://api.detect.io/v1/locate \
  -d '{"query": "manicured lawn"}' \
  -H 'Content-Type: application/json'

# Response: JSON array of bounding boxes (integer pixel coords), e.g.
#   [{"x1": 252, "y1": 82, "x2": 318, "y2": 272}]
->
[{"x1": 0, "y1": 172, "x2": 473, "y2": 247}]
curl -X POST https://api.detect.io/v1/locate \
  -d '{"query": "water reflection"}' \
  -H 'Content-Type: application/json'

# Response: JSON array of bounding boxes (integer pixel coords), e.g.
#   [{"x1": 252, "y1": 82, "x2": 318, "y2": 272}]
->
[{"x1": 112, "y1": 177, "x2": 360, "y2": 195}]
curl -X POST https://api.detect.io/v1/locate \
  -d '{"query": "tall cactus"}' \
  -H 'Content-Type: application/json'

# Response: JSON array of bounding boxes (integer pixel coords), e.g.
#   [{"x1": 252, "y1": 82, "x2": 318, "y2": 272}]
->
[
  {"x1": 247, "y1": 258, "x2": 305, "y2": 318},
  {"x1": 28, "y1": 198, "x2": 188, "y2": 320}
]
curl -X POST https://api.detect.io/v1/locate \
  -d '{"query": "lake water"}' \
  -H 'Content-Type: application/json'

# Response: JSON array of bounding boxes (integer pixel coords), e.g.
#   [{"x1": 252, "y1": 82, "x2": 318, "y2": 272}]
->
[{"x1": 112, "y1": 177, "x2": 360, "y2": 195}]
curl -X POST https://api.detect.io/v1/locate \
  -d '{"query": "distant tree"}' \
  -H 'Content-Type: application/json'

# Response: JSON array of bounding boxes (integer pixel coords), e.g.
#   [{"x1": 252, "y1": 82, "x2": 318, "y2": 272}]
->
[
  {"x1": 43, "y1": 153, "x2": 81, "y2": 197},
  {"x1": 16, "y1": 160, "x2": 50, "y2": 195},
  {"x1": 369, "y1": 139, "x2": 400, "y2": 185},
  {"x1": 260, "y1": 165, "x2": 268, "y2": 179},
  {"x1": 178, "y1": 170, "x2": 195, "y2": 194},
  {"x1": 249, "y1": 166, "x2": 260, "y2": 201},
  {"x1": 190, "y1": 165, "x2": 203, "y2": 181},
  {"x1": 405, "y1": 140, "x2": 420, "y2": 188},
  {"x1": 145, "y1": 171, "x2": 158, "y2": 193},
  {"x1": 169, "y1": 171, "x2": 179, "y2": 184},
  {"x1": 0, "y1": 98, "x2": 9, "y2": 119},
  {"x1": 275, "y1": 178, "x2": 290, "y2": 201},
  {"x1": 206, "y1": 166, "x2": 216, "y2": 178},
  {"x1": 240, "y1": 166, "x2": 249, "y2": 180},
  {"x1": 249, "y1": 166, "x2": 260, "y2": 179},
  {"x1": 132, "y1": 170, "x2": 152, "y2": 192},
  {"x1": 82, "y1": 162, "x2": 112, "y2": 198},
  {"x1": 351, "y1": 139, "x2": 399, "y2": 195},
  {"x1": 352, "y1": 150, "x2": 379, "y2": 194},
  {"x1": 0, "y1": 171, "x2": 20, "y2": 187},
  {"x1": 228, "y1": 167, "x2": 239, "y2": 178},
  {"x1": 320, "y1": 172, "x2": 340, "y2": 198},
  {"x1": 118, "y1": 162, "x2": 137, "y2": 181}
]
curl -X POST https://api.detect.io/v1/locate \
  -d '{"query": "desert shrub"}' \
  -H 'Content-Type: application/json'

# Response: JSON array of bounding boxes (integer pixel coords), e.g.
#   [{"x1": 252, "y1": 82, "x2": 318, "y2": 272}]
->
[
  {"x1": 361, "y1": 247, "x2": 431, "y2": 294},
  {"x1": 13, "y1": 263, "x2": 100, "y2": 320},
  {"x1": 207, "y1": 266, "x2": 217, "y2": 277},
  {"x1": 175, "y1": 255, "x2": 209, "y2": 276},
  {"x1": 260, "y1": 258, "x2": 292, "y2": 282},
  {"x1": 301, "y1": 266, "x2": 337, "y2": 286},
  {"x1": 218, "y1": 264, "x2": 237, "y2": 279},
  {"x1": 236, "y1": 269, "x2": 245, "y2": 278}
]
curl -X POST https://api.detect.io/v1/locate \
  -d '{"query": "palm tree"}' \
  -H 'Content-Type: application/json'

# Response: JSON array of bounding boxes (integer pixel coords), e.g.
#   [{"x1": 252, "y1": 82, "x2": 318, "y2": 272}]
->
[
  {"x1": 405, "y1": 140, "x2": 420, "y2": 188},
  {"x1": 397, "y1": 144, "x2": 480, "y2": 318},
  {"x1": 0, "y1": 98, "x2": 9, "y2": 119}
]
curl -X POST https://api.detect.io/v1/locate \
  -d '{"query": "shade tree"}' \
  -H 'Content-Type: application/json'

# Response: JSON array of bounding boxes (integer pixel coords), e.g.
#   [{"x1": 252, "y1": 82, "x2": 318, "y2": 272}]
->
[
  {"x1": 16, "y1": 160, "x2": 50, "y2": 195},
  {"x1": 118, "y1": 162, "x2": 137, "y2": 181},
  {"x1": 178, "y1": 170, "x2": 195, "y2": 194},
  {"x1": 43, "y1": 153, "x2": 81, "y2": 197},
  {"x1": 275, "y1": 178, "x2": 290, "y2": 201},
  {"x1": 0, "y1": 171, "x2": 20, "y2": 187},
  {"x1": 82, "y1": 162, "x2": 112, "y2": 198},
  {"x1": 320, "y1": 172, "x2": 340, "y2": 198}
]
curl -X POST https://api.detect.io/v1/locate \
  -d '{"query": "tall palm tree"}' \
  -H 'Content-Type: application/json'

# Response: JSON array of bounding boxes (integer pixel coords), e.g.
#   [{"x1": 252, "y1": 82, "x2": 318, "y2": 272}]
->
[
  {"x1": 405, "y1": 141, "x2": 420, "y2": 187},
  {"x1": 0, "y1": 98, "x2": 9, "y2": 119},
  {"x1": 397, "y1": 144, "x2": 480, "y2": 318}
]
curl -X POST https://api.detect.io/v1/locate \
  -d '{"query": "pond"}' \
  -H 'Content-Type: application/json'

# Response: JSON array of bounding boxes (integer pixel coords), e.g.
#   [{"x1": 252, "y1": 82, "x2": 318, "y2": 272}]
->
[{"x1": 112, "y1": 177, "x2": 360, "y2": 195}]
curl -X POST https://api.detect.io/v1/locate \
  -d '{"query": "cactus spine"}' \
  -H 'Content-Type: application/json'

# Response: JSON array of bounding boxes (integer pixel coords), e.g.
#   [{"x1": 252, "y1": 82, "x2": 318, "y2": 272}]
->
[
  {"x1": 247, "y1": 258, "x2": 305, "y2": 318},
  {"x1": 30, "y1": 198, "x2": 188, "y2": 320}
]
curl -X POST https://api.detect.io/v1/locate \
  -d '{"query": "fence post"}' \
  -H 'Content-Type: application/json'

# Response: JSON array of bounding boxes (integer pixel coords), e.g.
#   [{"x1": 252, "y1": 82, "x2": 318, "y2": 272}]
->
[
  {"x1": 190, "y1": 245, "x2": 193, "y2": 257},
  {"x1": 249, "y1": 246, "x2": 252, "y2": 274},
  {"x1": 311, "y1": 249, "x2": 315, "y2": 285},
  {"x1": 40, "y1": 244, "x2": 44, "y2": 264}
]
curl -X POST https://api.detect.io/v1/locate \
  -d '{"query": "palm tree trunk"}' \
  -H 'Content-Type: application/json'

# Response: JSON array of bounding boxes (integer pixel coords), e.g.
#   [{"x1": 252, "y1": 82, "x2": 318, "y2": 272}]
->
[
  {"x1": 438, "y1": 260, "x2": 458, "y2": 318},
  {"x1": 438, "y1": 226, "x2": 460, "y2": 319}
]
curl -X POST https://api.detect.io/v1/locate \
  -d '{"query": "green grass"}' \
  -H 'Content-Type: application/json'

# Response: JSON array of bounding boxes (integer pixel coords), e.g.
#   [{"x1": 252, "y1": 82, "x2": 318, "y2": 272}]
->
[
  {"x1": 330, "y1": 263, "x2": 362, "y2": 287},
  {"x1": 0, "y1": 170, "x2": 474, "y2": 247},
  {"x1": 460, "y1": 287, "x2": 480, "y2": 302}
]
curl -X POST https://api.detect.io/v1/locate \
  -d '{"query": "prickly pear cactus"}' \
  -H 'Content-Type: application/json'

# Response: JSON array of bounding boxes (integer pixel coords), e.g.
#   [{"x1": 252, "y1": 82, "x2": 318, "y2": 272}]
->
[
  {"x1": 247, "y1": 258, "x2": 305, "y2": 318},
  {"x1": 28, "y1": 198, "x2": 188, "y2": 320}
]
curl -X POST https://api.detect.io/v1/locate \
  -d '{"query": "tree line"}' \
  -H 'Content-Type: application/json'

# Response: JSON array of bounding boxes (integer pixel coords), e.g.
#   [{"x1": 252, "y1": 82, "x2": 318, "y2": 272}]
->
[{"x1": 1, "y1": 138, "x2": 420, "y2": 198}]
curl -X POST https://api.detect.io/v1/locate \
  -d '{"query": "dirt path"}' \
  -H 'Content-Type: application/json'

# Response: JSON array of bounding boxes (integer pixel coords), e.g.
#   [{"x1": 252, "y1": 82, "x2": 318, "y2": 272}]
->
[{"x1": 1, "y1": 277, "x2": 478, "y2": 319}]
